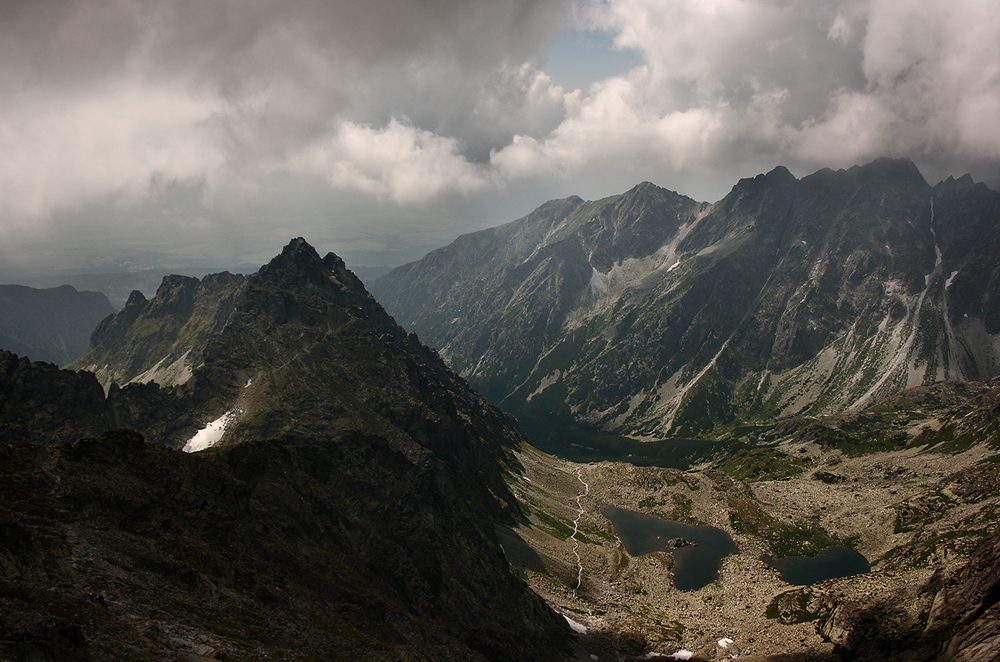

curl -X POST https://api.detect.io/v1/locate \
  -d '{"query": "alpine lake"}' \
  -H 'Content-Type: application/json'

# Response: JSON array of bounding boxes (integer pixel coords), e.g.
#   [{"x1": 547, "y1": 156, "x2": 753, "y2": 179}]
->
[{"x1": 601, "y1": 505, "x2": 869, "y2": 590}]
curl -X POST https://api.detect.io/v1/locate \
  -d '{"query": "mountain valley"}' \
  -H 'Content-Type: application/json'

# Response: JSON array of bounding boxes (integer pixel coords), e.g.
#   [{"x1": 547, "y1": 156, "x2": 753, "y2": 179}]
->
[{"x1": 501, "y1": 379, "x2": 1000, "y2": 661}]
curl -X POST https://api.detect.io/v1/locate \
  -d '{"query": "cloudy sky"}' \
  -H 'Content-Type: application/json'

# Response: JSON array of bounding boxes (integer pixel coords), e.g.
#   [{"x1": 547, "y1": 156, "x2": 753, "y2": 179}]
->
[{"x1": 2, "y1": 0, "x2": 999, "y2": 283}]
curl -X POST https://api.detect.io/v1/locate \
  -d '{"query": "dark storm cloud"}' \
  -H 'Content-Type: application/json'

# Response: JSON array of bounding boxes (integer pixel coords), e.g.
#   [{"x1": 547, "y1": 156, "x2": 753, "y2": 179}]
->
[{"x1": 0, "y1": 0, "x2": 569, "y2": 229}]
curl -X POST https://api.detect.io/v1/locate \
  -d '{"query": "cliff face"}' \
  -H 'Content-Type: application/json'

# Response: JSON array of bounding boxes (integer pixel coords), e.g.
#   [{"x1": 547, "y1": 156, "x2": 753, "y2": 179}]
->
[
  {"x1": 0, "y1": 238, "x2": 570, "y2": 661},
  {"x1": 371, "y1": 159, "x2": 1000, "y2": 439}
]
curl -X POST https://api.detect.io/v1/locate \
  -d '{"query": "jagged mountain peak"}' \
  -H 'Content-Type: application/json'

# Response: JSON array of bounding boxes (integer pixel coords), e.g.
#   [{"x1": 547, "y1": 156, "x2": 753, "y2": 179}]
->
[
  {"x1": 75, "y1": 239, "x2": 374, "y2": 390},
  {"x1": 938, "y1": 172, "x2": 977, "y2": 188},
  {"x1": 864, "y1": 155, "x2": 924, "y2": 176},
  {"x1": 257, "y1": 236, "x2": 329, "y2": 284},
  {"x1": 622, "y1": 180, "x2": 671, "y2": 197},
  {"x1": 257, "y1": 238, "x2": 369, "y2": 296},
  {"x1": 766, "y1": 164, "x2": 795, "y2": 181},
  {"x1": 727, "y1": 163, "x2": 797, "y2": 192},
  {"x1": 123, "y1": 289, "x2": 147, "y2": 307},
  {"x1": 269, "y1": 235, "x2": 322, "y2": 267},
  {"x1": 73, "y1": 270, "x2": 248, "y2": 389},
  {"x1": 934, "y1": 172, "x2": 990, "y2": 197},
  {"x1": 806, "y1": 156, "x2": 929, "y2": 193}
]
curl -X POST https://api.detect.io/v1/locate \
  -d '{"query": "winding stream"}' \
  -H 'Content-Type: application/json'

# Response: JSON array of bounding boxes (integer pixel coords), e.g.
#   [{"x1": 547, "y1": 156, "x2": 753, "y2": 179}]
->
[{"x1": 570, "y1": 468, "x2": 589, "y2": 590}]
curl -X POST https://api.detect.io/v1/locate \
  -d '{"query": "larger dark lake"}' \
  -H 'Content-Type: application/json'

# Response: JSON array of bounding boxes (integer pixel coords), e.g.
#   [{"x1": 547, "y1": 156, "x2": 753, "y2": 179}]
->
[
  {"x1": 601, "y1": 505, "x2": 738, "y2": 591},
  {"x1": 764, "y1": 545, "x2": 870, "y2": 585}
]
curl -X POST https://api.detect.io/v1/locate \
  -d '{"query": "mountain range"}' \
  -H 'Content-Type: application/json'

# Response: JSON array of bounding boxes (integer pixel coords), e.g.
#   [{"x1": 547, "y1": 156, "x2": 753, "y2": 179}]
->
[
  {"x1": 371, "y1": 158, "x2": 1000, "y2": 443},
  {"x1": 4, "y1": 158, "x2": 1000, "y2": 661}
]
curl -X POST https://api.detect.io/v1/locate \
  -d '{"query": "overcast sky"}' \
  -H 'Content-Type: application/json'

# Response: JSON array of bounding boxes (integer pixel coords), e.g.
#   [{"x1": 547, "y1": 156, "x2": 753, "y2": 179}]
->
[{"x1": 2, "y1": 0, "x2": 999, "y2": 281}]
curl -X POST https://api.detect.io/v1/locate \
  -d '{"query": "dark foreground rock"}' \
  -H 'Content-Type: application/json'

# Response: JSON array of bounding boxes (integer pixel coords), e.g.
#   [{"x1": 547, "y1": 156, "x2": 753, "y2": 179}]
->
[{"x1": 0, "y1": 428, "x2": 569, "y2": 661}]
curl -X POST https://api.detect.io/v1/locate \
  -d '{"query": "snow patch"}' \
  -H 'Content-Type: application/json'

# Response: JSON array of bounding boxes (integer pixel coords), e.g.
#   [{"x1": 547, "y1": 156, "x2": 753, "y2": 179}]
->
[
  {"x1": 182, "y1": 413, "x2": 232, "y2": 453},
  {"x1": 670, "y1": 651, "x2": 694, "y2": 661},
  {"x1": 666, "y1": 260, "x2": 681, "y2": 273},
  {"x1": 564, "y1": 615, "x2": 588, "y2": 634},
  {"x1": 718, "y1": 638, "x2": 734, "y2": 648}
]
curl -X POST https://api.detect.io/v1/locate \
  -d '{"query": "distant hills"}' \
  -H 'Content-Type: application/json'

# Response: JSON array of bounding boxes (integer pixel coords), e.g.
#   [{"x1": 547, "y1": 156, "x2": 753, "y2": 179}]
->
[
  {"x1": 0, "y1": 284, "x2": 113, "y2": 366},
  {"x1": 371, "y1": 158, "x2": 1000, "y2": 441}
]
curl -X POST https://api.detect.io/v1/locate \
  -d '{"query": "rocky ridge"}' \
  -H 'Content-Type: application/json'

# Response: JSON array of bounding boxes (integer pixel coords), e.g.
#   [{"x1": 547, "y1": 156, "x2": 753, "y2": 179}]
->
[{"x1": 72, "y1": 271, "x2": 247, "y2": 389}]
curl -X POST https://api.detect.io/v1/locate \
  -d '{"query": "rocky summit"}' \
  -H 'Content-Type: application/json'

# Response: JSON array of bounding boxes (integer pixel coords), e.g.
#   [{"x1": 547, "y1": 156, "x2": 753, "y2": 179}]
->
[
  {"x1": 0, "y1": 238, "x2": 569, "y2": 661},
  {"x1": 371, "y1": 158, "x2": 1000, "y2": 440}
]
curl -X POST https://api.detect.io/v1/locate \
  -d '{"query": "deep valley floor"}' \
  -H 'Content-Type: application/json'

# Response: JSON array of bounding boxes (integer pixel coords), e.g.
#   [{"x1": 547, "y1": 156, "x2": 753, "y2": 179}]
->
[{"x1": 503, "y1": 430, "x2": 1000, "y2": 661}]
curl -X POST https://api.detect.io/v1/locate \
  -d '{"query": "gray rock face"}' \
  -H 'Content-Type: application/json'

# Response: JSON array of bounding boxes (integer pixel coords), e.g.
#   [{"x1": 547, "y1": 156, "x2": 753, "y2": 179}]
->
[
  {"x1": 71, "y1": 271, "x2": 247, "y2": 388},
  {"x1": 1, "y1": 238, "x2": 570, "y2": 661},
  {"x1": 811, "y1": 523, "x2": 1000, "y2": 662},
  {"x1": 371, "y1": 158, "x2": 1000, "y2": 438},
  {"x1": 0, "y1": 284, "x2": 114, "y2": 366}
]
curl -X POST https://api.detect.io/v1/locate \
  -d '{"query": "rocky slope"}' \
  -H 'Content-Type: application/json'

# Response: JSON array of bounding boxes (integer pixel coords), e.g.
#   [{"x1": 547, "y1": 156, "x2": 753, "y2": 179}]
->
[
  {"x1": 0, "y1": 284, "x2": 114, "y2": 366},
  {"x1": 371, "y1": 159, "x2": 1000, "y2": 440},
  {"x1": 0, "y1": 350, "x2": 115, "y2": 444},
  {"x1": 0, "y1": 238, "x2": 571, "y2": 661}
]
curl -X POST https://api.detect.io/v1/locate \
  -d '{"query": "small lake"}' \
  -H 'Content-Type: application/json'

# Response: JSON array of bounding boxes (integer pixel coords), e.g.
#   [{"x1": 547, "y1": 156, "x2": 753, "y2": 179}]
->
[
  {"x1": 764, "y1": 545, "x2": 870, "y2": 585},
  {"x1": 601, "y1": 505, "x2": 738, "y2": 591}
]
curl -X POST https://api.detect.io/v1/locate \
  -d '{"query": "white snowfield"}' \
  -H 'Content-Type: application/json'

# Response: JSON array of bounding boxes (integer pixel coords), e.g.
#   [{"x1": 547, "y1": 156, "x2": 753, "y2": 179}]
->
[{"x1": 182, "y1": 412, "x2": 232, "y2": 453}]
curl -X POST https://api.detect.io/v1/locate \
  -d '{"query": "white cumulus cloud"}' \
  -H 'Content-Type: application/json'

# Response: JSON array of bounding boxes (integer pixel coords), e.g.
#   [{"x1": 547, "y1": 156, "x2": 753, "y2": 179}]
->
[
  {"x1": 300, "y1": 119, "x2": 489, "y2": 204},
  {"x1": 492, "y1": 0, "x2": 1000, "y2": 197}
]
